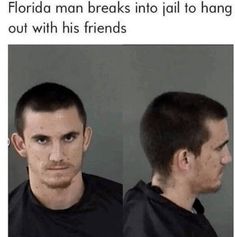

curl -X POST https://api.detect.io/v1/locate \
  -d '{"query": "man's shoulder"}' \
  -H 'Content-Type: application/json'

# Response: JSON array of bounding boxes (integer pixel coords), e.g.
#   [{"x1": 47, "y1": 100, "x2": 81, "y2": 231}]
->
[
  {"x1": 124, "y1": 180, "x2": 150, "y2": 206},
  {"x1": 9, "y1": 181, "x2": 29, "y2": 198},
  {"x1": 9, "y1": 181, "x2": 29, "y2": 211},
  {"x1": 124, "y1": 181, "x2": 218, "y2": 237},
  {"x1": 83, "y1": 173, "x2": 123, "y2": 199},
  {"x1": 124, "y1": 181, "x2": 157, "y2": 237},
  {"x1": 84, "y1": 173, "x2": 121, "y2": 186}
]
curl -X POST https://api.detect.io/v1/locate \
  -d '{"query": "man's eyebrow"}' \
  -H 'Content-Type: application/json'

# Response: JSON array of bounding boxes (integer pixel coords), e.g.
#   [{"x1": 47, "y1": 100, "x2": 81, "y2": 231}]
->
[
  {"x1": 31, "y1": 134, "x2": 49, "y2": 139},
  {"x1": 31, "y1": 131, "x2": 81, "y2": 140},
  {"x1": 62, "y1": 131, "x2": 80, "y2": 137},
  {"x1": 215, "y1": 140, "x2": 229, "y2": 150}
]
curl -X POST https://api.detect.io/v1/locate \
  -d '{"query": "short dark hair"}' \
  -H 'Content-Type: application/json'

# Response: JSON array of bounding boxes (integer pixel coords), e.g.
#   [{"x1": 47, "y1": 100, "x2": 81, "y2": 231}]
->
[
  {"x1": 140, "y1": 92, "x2": 227, "y2": 178},
  {"x1": 15, "y1": 82, "x2": 87, "y2": 136}
]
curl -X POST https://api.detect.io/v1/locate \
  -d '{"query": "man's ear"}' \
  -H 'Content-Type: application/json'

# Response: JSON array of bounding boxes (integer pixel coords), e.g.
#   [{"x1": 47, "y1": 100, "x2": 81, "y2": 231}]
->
[
  {"x1": 11, "y1": 133, "x2": 27, "y2": 158},
  {"x1": 83, "y1": 127, "x2": 92, "y2": 152},
  {"x1": 174, "y1": 149, "x2": 195, "y2": 172}
]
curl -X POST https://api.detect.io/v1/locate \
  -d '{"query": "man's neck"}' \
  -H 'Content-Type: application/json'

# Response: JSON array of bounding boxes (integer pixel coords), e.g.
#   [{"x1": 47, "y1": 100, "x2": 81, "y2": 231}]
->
[
  {"x1": 29, "y1": 173, "x2": 84, "y2": 210},
  {"x1": 151, "y1": 173, "x2": 197, "y2": 212}
]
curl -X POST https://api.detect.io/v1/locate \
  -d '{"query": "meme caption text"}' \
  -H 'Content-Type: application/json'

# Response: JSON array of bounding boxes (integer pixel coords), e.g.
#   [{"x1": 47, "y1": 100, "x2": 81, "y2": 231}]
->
[{"x1": 8, "y1": 0, "x2": 233, "y2": 34}]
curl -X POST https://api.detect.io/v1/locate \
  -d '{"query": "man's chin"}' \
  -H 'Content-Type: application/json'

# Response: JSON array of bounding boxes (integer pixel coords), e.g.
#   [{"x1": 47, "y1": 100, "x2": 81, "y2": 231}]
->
[
  {"x1": 201, "y1": 182, "x2": 222, "y2": 194},
  {"x1": 43, "y1": 178, "x2": 72, "y2": 189},
  {"x1": 211, "y1": 182, "x2": 222, "y2": 193}
]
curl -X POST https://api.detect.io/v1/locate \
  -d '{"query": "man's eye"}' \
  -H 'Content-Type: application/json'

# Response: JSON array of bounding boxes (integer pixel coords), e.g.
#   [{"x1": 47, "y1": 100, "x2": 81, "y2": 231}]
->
[
  {"x1": 216, "y1": 145, "x2": 224, "y2": 152},
  {"x1": 64, "y1": 135, "x2": 76, "y2": 143},
  {"x1": 36, "y1": 137, "x2": 48, "y2": 145}
]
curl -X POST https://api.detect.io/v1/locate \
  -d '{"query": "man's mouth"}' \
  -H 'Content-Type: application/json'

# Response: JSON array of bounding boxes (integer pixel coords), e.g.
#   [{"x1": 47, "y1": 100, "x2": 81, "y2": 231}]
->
[
  {"x1": 218, "y1": 168, "x2": 224, "y2": 177},
  {"x1": 47, "y1": 166, "x2": 69, "y2": 170}
]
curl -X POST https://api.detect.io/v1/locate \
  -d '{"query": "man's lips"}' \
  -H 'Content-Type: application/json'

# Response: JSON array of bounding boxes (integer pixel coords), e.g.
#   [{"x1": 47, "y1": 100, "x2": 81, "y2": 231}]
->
[
  {"x1": 47, "y1": 166, "x2": 69, "y2": 170},
  {"x1": 218, "y1": 168, "x2": 224, "y2": 177}
]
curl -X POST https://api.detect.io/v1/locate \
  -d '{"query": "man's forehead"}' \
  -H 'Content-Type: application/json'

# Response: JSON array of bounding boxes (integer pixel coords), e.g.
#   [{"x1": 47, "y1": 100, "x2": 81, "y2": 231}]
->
[
  {"x1": 205, "y1": 118, "x2": 229, "y2": 141},
  {"x1": 22, "y1": 106, "x2": 83, "y2": 130},
  {"x1": 23, "y1": 106, "x2": 81, "y2": 119}
]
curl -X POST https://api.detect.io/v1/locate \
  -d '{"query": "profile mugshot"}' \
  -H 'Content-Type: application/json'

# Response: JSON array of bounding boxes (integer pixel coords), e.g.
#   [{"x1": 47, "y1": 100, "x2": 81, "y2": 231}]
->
[
  {"x1": 9, "y1": 82, "x2": 122, "y2": 237},
  {"x1": 124, "y1": 92, "x2": 231, "y2": 237}
]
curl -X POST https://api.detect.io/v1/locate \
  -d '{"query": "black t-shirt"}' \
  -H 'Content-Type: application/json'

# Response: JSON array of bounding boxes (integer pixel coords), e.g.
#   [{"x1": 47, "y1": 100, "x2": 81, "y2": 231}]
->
[
  {"x1": 124, "y1": 181, "x2": 218, "y2": 237},
  {"x1": 9, "y1": 173, "x2": 122, "y2": 237}
]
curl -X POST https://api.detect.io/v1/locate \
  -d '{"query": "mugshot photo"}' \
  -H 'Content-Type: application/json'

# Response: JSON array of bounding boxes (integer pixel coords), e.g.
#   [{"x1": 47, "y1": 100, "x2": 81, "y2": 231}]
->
[{"x1": 8, "y1": 45, "x2": 233, "y2": 237}]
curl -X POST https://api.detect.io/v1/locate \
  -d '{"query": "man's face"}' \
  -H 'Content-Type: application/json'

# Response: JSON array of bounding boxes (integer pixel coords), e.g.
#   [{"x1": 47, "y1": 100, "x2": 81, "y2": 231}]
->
[
  {"x1": 12, "y1": 106, "x2": 91, "y2": 189},
  {"x1": 191, "y1": 118, "x2": 231, "y2": 194}
]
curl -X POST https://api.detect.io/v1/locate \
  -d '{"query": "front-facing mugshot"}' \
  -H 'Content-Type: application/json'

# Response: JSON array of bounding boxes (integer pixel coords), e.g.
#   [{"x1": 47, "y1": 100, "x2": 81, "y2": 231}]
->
[{"x1": 9, "y1": 82, "x2": 122, "y2": 237}]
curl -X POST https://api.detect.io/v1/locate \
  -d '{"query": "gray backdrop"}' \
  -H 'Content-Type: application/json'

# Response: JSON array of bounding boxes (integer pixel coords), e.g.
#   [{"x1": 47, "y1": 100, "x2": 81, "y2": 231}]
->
[{"x1": 9, "y1": 45, "x2": 233, "y2": 237}]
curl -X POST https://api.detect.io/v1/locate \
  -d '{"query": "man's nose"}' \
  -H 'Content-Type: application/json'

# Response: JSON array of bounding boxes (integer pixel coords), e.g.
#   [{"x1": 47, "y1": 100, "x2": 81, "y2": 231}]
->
[
  {"x1": 221, "y1": 147, "x2": 232, "y2": 165},
  {"x1": 49, "y1": 142, "x2": 64, "y2": 162}
]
